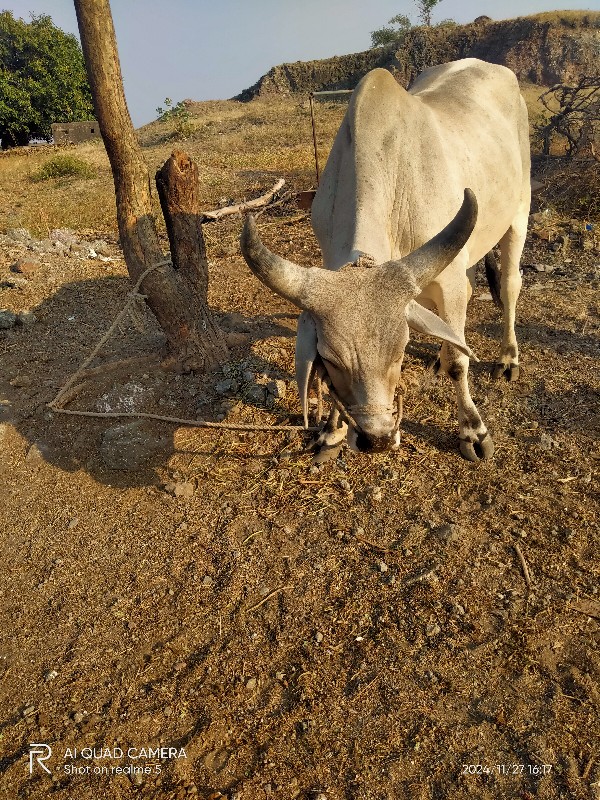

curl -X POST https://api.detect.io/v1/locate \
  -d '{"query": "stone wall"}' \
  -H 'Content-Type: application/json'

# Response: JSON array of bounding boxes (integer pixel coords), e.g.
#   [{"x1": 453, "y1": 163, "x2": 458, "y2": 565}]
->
[{"x1": 51, "y1": 121, "x2": 101, "y2": 145}]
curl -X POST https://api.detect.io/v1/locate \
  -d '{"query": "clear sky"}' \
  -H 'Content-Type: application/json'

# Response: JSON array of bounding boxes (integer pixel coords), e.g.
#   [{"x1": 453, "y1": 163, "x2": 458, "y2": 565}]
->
[{"x1": 5, "y1": 0, "x2": 600, "y2": 127}]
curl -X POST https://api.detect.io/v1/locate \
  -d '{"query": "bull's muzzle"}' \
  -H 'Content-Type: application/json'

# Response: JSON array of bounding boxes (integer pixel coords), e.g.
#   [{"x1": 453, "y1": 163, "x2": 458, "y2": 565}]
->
[{"x1": 355, "y1": 432, "x2": 397, "y2": 453}]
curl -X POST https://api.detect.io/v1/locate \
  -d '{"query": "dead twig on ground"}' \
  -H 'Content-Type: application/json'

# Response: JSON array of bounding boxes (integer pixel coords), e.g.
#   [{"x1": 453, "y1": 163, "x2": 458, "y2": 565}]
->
[
  {"x1": 248, "y1": 585, "x2": 294, "y2": 613},
  {"x1": 514, "y1": 543, "x2": 533, "y2": 589},
  {"x1": 202, "y1": 179, "x2": 285, "y2": 221}
]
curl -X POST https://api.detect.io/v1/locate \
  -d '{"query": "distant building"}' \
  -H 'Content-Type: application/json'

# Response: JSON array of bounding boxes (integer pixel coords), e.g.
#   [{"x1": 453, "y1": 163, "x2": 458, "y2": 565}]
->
[{"x1": 51, "y1": 121, "x2": 101, "y2": 145}]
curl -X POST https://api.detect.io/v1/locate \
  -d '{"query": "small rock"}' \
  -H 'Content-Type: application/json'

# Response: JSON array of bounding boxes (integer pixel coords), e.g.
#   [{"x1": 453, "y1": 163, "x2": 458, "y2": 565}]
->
[
  {"x1": 201, "y1": 575, "x2": 213, "y2": 588},
  {"x1": 245, "y1": 677, "x2": 257, "y2": 690},
  {"x1": 90, "y1": 239, "x2": 111, "y2": 256},
  {"x1": 275, "y1": 672, "x2": 285, "y2": 681},
  {"x1": 339, "y1": 479, "x2": 351, "y2": 492},
  {"x1": 16, "y1": 311, "x2": 36, "y2": 326},
  {"x1": 44, "y1": 670, "x2": 58, "y2": 682},
  {"x1": 267, "y1": 379, "x2": 287, "y2": 399},
  {"x1": 67, "y1": 517, "x2": 79, "y2": 530},
  {"x1": 215, "y1": 378, "x2": 233, "y2": 395},
  {"x1": 11, "y1": 256, "x2": 41, "y2": 276},
  {"x1": 245, "y1": 383, "x2": 266, "y2": 404},
  {"x1": 370, "y1": 486, "x2": 383, "y2": 502},
  {"x1": 173, "y1": 481, "x2": 195, "y2": 499},
  {"x1": 0, "y1": 275, "x2": 28, "y2": 289},
  {"x1": 315, "y1": 631, "x2": 324, "y2": 643},
  {"x1": 378, "y1": 561, "x2": 388, "y2": 573},
  {"x1": 0, "y1": 310, "x2": 17, "y2": 329},
  {"x1": 72, "y1": 711, "x2": 85, "y2": 723},
  {"x1": 50, "y1": 228, "x2": 78, "y2": 245},
  {"x1": 174, "y1": 661, "x2": 187, "y2": 672},
  {"x1": 242, "y1": 369, "x2": 255, "y2": 382},
  {"x1": 6, "y1": 228, "x2": 32, "y2": 242},
  {"x1": 425, "y1": 623, "x2": 441, "y2": 637},
  {"x1": 22, "y1": 705, "x2": 36, "y2": 717},
  {"x1": 9, "y1": 374, "x2": 32, "y2": 388}
]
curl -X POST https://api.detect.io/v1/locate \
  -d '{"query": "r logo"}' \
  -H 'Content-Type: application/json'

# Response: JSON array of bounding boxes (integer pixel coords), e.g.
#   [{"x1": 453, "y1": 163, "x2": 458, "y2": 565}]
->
[{"x1": 29, "y1": 743, "x2": 52, "y2": 774}]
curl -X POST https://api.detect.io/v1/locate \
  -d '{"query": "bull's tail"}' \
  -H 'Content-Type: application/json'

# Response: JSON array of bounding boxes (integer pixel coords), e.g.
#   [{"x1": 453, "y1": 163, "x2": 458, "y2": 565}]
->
[{"x1": 484, "y1": 251, "x2": 503, "y2": 309}]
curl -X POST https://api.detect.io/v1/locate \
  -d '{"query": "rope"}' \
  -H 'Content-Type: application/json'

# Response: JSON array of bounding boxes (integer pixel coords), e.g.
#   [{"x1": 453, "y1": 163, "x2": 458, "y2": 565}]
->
[
  {"x1": 49, "y1": 260, "x2": 171, "y2": 410},
  {"x1": 47, "y1": 257, "x2": 319, "y2": 433}
]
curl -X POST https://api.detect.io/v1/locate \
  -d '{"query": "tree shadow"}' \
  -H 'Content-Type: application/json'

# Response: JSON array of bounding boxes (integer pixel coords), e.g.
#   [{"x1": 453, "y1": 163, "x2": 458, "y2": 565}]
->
[{"x1": 1, "y1": 276, "x2": 297, "y2": 489}]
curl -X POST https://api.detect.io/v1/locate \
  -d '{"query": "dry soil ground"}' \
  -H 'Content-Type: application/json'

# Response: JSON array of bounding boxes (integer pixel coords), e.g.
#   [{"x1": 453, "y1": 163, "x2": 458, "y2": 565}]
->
[{"x1": 0, "y1": 114, "x2": 599, "y2": 800}]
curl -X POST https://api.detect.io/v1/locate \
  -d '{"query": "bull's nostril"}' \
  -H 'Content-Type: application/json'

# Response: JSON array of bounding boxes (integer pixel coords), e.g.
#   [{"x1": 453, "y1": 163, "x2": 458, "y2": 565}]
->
[{"x1": 356, "y1": 432, "x2": 372, "y2": 452}]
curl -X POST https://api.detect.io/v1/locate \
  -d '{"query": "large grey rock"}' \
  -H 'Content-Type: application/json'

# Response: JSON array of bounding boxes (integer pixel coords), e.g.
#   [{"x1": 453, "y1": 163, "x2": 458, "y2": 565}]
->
[{"x1": 0, "y1": 310, "x2": 17, "y2": 329}]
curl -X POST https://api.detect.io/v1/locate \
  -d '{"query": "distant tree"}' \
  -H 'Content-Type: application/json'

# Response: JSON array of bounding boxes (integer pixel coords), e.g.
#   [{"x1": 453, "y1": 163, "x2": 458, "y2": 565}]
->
[
  {"x1": 416, "y1": 0, "x2": 443, "y2": 26},
  {"x1": 370, "y1": 2, "x2": 449, "y2": 47},
  {"x1": 537, "y1": 76, "x2": 600, "y2": 159},
  {"x1": 0, "y1": 12, "x2": 93, "y2": 148},
  {"x1": 370, "y1": 13, "x2": 412, "y2": 48}
]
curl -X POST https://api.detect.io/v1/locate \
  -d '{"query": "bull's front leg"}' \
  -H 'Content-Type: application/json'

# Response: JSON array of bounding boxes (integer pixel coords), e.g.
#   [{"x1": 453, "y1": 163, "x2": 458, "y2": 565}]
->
[
  {"x1": 310, "y1": 407, "x2": 347, "y2": 465},
  {"x1": 435, "y1": 279, "x2": 494, "y2": 462}
]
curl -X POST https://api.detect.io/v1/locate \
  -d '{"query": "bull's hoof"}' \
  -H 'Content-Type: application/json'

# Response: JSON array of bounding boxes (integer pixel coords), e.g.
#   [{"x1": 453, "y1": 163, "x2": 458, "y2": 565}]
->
[
  {"x1": 459, "y1": 432, "x2": 494, "y2": 462},
  {"x1": 492, "y1": 362, "x2": 520, "y2": 381},
  {"x1": 311, "y1": 441, "x2": 343, "y2": 465}
]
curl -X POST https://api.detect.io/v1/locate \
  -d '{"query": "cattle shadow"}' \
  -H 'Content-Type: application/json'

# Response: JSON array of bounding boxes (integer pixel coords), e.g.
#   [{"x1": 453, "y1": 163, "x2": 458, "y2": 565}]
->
[
  {"x1": 1, "y1": 275, "x2": 297, "y2": 489},
  {"x1": 475, "y1": 320, "x2": 600, "y2": 358}
]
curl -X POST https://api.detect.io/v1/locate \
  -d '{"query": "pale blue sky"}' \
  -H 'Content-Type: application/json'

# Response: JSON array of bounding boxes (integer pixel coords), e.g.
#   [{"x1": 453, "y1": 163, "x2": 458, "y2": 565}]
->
[{"x1": 5, "y1": 0, "x2": 599, "y2": 126}]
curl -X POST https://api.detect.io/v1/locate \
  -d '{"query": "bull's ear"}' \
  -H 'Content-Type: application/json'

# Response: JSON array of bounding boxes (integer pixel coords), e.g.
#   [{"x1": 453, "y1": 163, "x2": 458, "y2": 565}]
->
[
  {"x1": 295, "y1": 312, "x2": 318, "y2": 427},
  {"x1": 405, "y1": 300, "x2": 478, "y2": 361}
]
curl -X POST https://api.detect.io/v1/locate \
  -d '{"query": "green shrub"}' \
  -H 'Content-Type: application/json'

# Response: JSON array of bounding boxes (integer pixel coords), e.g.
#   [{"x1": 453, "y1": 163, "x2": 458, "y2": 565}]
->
[{"x1": 32, "y1": 154, "x2": 96, "y2": 181}]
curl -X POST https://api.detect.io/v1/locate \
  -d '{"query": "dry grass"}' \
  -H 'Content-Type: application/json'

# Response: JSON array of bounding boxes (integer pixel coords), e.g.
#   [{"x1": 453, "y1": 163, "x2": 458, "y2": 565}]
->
[{"x1": 525, "y1": 10, "x2": 600, "y2": 27}]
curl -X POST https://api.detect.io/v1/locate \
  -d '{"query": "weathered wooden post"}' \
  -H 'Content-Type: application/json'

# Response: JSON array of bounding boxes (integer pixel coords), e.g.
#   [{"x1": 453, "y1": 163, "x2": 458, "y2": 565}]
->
[{"x1": 73, "y1": 0, "x2": 228, "y2": 372}]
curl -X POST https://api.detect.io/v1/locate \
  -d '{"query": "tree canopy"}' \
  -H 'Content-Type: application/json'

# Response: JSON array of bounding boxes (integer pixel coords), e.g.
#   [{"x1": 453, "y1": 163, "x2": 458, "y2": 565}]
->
[
  {"x1": 0, "y1": 11, "x2": 94, "y2": 148},
  {"x1": 370, "y1": 1, "x2": 449, "y2": 47}
]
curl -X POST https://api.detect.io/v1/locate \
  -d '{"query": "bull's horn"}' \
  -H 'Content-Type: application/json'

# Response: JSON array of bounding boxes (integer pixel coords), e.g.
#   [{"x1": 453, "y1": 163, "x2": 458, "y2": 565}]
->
[
  {"x1": 383, "y1": 188, "x2": 478, "y2": 290},
  {"x1": 240, "y1": 214, "x2": 318, "y2": 310}
]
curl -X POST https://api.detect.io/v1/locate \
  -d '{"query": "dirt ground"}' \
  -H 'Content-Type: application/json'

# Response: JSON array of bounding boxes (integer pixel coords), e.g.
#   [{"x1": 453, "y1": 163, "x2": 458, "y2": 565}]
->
[{"x1": 0, "y1": 188, "x2": 599, "y2": 800}]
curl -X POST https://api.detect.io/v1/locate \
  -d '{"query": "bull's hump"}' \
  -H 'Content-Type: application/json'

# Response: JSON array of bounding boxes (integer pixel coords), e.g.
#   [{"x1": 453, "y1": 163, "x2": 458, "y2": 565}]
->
[{"x1": 350, "y1": 69, "x2": 409, "y2": 130}]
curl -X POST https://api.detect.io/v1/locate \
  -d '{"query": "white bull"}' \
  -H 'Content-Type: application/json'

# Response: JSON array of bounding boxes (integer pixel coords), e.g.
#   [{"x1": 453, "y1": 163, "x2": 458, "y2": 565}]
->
[{"x1": 241, "y1": 59, "x2": 530, "y2": 462}]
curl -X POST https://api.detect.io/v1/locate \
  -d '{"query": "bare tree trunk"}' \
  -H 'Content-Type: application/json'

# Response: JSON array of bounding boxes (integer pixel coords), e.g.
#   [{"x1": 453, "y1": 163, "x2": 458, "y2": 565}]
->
[{"x1": 73, "y1": 0, "x2": 228, "y2": 372}]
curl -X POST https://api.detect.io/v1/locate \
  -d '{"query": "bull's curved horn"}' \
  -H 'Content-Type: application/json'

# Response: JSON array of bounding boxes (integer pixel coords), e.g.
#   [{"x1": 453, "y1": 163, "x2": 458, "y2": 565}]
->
[
  {"x1": 382, "y1": 188, "x2": 478, "y2": 290},
  {"x1": 240, "y1": 214, "x2": 317, "y2": 310}
]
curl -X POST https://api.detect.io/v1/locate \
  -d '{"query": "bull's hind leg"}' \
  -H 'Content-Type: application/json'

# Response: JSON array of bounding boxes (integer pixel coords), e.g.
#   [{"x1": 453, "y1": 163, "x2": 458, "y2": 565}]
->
[{"x1": 492, "y1": 213, "x2": 527, "y2": 381}]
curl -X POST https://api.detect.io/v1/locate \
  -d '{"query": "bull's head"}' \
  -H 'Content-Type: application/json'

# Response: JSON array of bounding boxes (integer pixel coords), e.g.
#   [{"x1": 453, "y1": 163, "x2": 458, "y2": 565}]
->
[{"x1": 240, "y1": 189, "x2": 478, "y2": 453}]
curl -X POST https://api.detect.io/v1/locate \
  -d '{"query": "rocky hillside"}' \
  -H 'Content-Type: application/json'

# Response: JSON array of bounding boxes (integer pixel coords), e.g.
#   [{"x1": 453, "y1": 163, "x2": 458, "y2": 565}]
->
[{"x1": 235, "y1": 11, "x2": 600, "y2": 100}]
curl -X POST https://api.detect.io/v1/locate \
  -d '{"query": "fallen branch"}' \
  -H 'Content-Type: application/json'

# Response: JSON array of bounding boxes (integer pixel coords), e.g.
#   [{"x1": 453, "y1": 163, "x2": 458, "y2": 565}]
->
[{"x1": 202, "y1": 179, "x2": 285, "y2": 221}]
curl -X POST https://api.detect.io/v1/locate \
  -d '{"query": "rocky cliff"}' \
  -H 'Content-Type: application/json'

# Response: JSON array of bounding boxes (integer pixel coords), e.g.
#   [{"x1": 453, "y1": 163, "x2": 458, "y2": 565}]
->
[{"x1": 235, "y1": 11, "x2": 600, "y2": 100}]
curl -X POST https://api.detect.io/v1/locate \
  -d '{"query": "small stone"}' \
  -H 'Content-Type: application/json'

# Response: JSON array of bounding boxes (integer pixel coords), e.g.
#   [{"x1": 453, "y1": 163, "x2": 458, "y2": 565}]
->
[
  {"x1": 339, "y1": 479, "x2": 351, "y2": 492},
  {"x1": 45, "y1": 670, "x2": 58, "y2": 682},
  {"x1": 215, "y1": 378, "x2": 233, "y2": 394},
  {"x1": 67, "y1": 517, "x2": 79, "y2": 530},
  {"x1": 9, "y1": 375, "x2": 31, "y2": 388},
  {"x1": 201, "y1": 575, "x2": 213, "y2": 588},
  {"x1": 0, "y1": 310, "x2": 17, "y2": 329},
  {"x1": 378, "y1": 561, "x2": 388, "y2": 573},
  {"x1": 267, "y1": 379, "x2": 287, "y2": 399},
  {"x1": 173, "y1": 481, "x2": 195, "y2": 499},
  {"x1": 131, "y1": 771, "x2": 144, "y2": 786},
  {"x1": 11, "y1": 256, "x2": 41, "y2": 276},
  {"x1": 72, "y1": 711, "x2": 84, "y2": 723},
  {"x1": 315, "y1": 631, "x2": 324, "y2": 643},
  {"x1": 22, "y1": 705, "x2": 36, "y2": 717},
  {"x1": 242, "y1": 369, "x2": 255, "y2": 382},
  {"x1": 0, "y1": 275, "x2": 28, "y2": 289},
  {"x1": 16, "y1": 311, "x2": 36, "y2": 326},
  {"x1": 174, "y1": 661, "x2": 187, "y2": 672},
  {"x1": 370, "y1": 486, "x2": 383, "y2": 502},
  {"x1": 6, "y1": 227, "x2": 32, "y2": 242},
  {"x1": 275, "y1": 672, "x2": 285, "y2": 681},
  {"x1": 426, "y1": 623, "x2": 441, "y2": 637},
  {"x1": 50, "y1": 228, "x2": 78, "y2": 245},
  {"x1": 245, "y1": 677, "x2": 257, "y2": 690}
]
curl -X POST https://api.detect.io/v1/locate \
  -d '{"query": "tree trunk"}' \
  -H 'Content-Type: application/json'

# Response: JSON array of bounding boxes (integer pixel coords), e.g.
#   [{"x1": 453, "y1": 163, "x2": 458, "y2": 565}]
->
[{"x1": 73, "y1": 0, "x2": 228, "y2": 372}]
